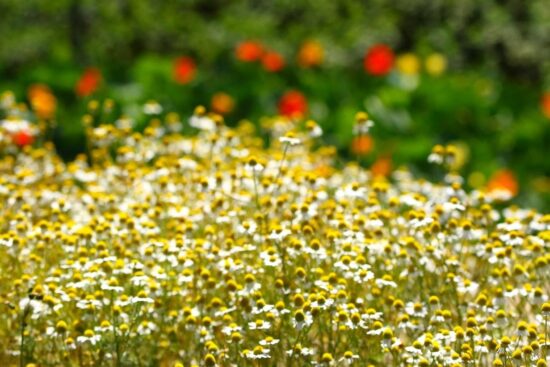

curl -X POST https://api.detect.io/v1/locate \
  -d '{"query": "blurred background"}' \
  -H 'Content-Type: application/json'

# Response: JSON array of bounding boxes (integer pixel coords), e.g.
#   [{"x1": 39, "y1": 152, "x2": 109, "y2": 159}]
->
[{"x1": 1, "y1": 0, "x2": 549, "y2": 209}]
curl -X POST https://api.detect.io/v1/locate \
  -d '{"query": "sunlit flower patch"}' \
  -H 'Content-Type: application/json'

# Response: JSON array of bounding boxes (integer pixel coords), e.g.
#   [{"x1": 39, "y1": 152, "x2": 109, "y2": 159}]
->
[{"x1": 0, "y1": 95, "x2": 548, "y2": 367}]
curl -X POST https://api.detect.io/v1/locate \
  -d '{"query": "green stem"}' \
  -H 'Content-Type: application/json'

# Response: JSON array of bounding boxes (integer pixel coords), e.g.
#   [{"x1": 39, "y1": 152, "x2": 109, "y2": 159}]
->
[
  {"x1": 252, "y1": 170, "x2": 260, "y2": 210},
  {"x1": 274, "y1": 143, "x2": 289, "y2": 185},
  {"x1": 20, "y1": 316, "x2": 25, "y2": 367}
]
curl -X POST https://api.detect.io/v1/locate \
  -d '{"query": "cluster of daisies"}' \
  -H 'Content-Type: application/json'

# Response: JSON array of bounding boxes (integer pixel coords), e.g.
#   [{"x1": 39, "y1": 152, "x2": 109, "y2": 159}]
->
[{"x1": 0, "y1": 93, "x2": 548, "y2": 367}]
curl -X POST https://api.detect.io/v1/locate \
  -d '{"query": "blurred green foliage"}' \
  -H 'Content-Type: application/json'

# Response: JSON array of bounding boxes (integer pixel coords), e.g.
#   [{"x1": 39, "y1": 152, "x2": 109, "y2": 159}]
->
[
  {"x1": 0, "y1": 0, "x2": 549, "y2": 209},
  {"x1": 2, "y1": 0, "x2": 549, "y2": 80}
]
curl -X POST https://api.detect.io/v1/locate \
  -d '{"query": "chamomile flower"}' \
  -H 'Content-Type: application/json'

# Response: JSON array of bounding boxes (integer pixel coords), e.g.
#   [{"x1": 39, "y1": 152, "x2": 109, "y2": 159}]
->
[
  {"x1": 0, "y1": 96, "x2": 546, "y2": 367},
  {"x1": 76, "y1": 329, "x2": 101, "y2": 345}
]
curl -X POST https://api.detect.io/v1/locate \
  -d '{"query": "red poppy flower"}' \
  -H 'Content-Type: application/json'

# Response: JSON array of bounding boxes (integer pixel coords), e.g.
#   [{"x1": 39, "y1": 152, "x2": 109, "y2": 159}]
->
[
  {"x1": 363, "y1": 44, "x2": 394, "y2": 76},
  {"x1": 173, "y1": 57, "x2": 197, "y2": 85},
  {"x1": 12, "y1": 130, "x2": 34, "y2": 147},
  {"x1": 76, "y1": 68, "x2": 102, "y2": 97},
  {"x1": 235, "y1": 41, "x2": 264, "y2": 62},
  {"x1": 541, "y1": 92, "x2": 550, "y2": 119},
  {"x1": 262, "y1": 51, "x2": 285, "y2": 72},
  {"x1": 278, "y1": 90, "x2": 307, "y2": 118}
]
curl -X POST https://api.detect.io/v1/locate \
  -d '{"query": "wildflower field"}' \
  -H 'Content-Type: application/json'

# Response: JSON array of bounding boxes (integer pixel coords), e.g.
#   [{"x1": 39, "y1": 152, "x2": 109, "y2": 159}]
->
[
  {"x1": 0, "y1": 92, "x2": 549, "y2": 367},
  {"x1": 1, "y1": 1, "x2": 550, "y2": 366}
]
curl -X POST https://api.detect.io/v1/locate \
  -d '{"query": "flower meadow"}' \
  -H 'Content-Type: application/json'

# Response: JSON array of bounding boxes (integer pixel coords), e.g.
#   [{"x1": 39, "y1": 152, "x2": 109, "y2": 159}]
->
[{"x1": 0, "y1": 95, "x2": 549, "y2": 367}]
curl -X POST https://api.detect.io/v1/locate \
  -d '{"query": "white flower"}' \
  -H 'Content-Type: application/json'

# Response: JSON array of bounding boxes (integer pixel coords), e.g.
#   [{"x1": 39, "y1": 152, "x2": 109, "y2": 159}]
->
[
  {"x1": 279, "y1": 136, "x2": 301, "y2": 145},
  {"x1": 335, "y1": 186, "x2": 367, "y2": 201},
  {"x1": 237, "y1": 220, "x2": 258, "y2": 235},
  {"x1": 375, "y1": 278, "x2": 397, "y2": 288},
  {"x1": 309, "y1": 125, "x2": 323, "y2": 138},
  {"x1": 292, "y1": 313, "x2": 313, "y2": 330},
  {"x1": 76, "y1": 298, "x2": 103, "y2": 310},
  {"x1": 268, "y1": 228, "x2": 291, "y2": 242},
  {"x1": 252, "y1": 304, "x2": 275, "y2": 315},
  {"x1": 287, "y1": 346, "x2": 315, "y2": 357},
  {"x1": 0, "y1": 236, "x2": 15, "y2": 248},
  {"x1": 353, "y1": 120, "x2": 374, "y2": 135},
  {"x1": 339, "y1": 352, "x2": 360, "y2": 364},
  {"x1": 189, "y1": 115, "x2": 215, "y2": 131},
  {"x1": 366, "y1": 327, "x2": 384, "y2": 336},
  {"x1": 143, "y1": 101, "x2": 163, "y2": 115},
  {"x1": 310, "y1": 297, "x2": 335, "y2": 311},
  {"x1": 137, "y1": 321, "x2": 157, "y2": 334},
  {"x1": 261, "y1": 253, "x2": 282, "y2": 267},
  {"x1": 100, "y1": 281, "x2": 124, "y2": 292},
  {"x1": 486, "y1": 189, "x2": 513, "y2": 202},
  {"x1": 245, "y1": 162, "x2": 264, "y2": 173},
  {"x1": 259, "y1": 337, "x2": 280, "y2": 346},
  {"x1": 405, "y1": 302, "x2": 427, "y2": 318},
  {"x1": 1, "y1": 118, "x2": 35, "y2": 134},
  {"x1": 115, "y1": 117, "x2": 134, "y2": 129},
  {"x1": 222, "y1": 324, "x2": 242, "y2": 336},
  {"x1": 248, "y1": 319, "x2": 271, "y2": 330},
  {"x1": 76, "y1": 332, "x2": 101, "y2": 345},
  {"x1": 116, "y1": 296, "x2": 154, "y2": 307},
  {"x1": 442, "y1": 201, "x2": 465, "y2": 213},
  {"x1": 245, "y1": 347, "x2": 271, "y2": 359},
  {"x1": 19, "y1": 297, "x2": 46, "y2": 319},
  {"x1": 427, "y1": 152, "x2": 444, "y2": 164}
]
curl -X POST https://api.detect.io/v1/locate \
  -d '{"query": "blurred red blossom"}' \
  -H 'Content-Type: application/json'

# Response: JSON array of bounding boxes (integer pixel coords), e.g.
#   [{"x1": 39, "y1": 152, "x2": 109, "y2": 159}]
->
[
  {"x1": 173, "y1": 57, "x2": 197, "y2": 84},
  {"x1": 262, "y1": 51, "x2": 285, "y2": 72},
  {"x1": 236, "y1": 40, "x2": 264, "y2": 62},
  {"x1": 541, "y1": 92, "x2": 550, "y2": 119},
  {"x1": 364, "y1": 44, "x2": 394, "y2": 76},
  {"x1": 278, "y1": 90, "x2": 307, "y2": 118},
  {"x1": 76, "y1": 68, "x2": 102, "y2": 97},
  {"x1": 12, "y1": 130, "x2": 35, "y2": 147}
]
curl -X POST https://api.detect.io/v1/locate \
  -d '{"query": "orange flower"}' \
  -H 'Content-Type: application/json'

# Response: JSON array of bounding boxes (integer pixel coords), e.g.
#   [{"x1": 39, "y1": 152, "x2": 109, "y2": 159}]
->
[
  {"x1": 235, "y1": 40, "x2": 264, "y2": 62},
  {"x1": 298, "y1": 40, "x2": 324, "y2": 68},
  {"x1": 371, "y1": 156, "x2": 392, "y2": 177},
  {"x1": 211, "y1": 92, "x2": 235, "y2": 115},
  {"x1": 173, "y1": 57, "x2": 197, "y2": 85},
  {"x1": 278, "y1": 90, "x2": 307, "y2": 118},
  {"x1": 28, "y1": 84, "x2": 56, "y2": 119},
  {"x1": 351, "y1": 135, "x2": 374, "y2": 156},
  {"x1": 541, "y1": 92, "x2": 550, "y2": 119},
  {"x1": 12, "y1": 130, "x2": 35, "y2": 147},
  {"x1": 487, "y1": 169, "x2": 518, "y2": 198},
  {"x1": 76, "y1": 68, "x2": 102, "y2": 97},
  {"x1": 315, "y1": 164, "x2": 334, "y2": 178},
  {"x1": 262, "y1": 51, "x2": 285, "y2": 72},
  {"x1": 363, "y1": 44, "x2": 394, "y2": 76}
]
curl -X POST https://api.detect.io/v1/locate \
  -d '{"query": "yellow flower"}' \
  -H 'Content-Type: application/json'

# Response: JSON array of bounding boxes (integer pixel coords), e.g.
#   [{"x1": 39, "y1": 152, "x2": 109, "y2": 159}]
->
[
  {"x1": 396, "y1": 53, "x2": 420, "y2": 75},
  {"x1": 448, "y1": 142, "x2": 469, "y2": 170},
  {"x1": 425, "y1": 53, "x2": 447, "y2": 76}
]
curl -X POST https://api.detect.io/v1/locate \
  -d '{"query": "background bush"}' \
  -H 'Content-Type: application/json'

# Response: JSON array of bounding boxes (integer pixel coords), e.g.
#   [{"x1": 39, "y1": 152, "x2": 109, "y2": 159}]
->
[{"x1": 2, "y1": 0, "x2": 550, "y2": 79}]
